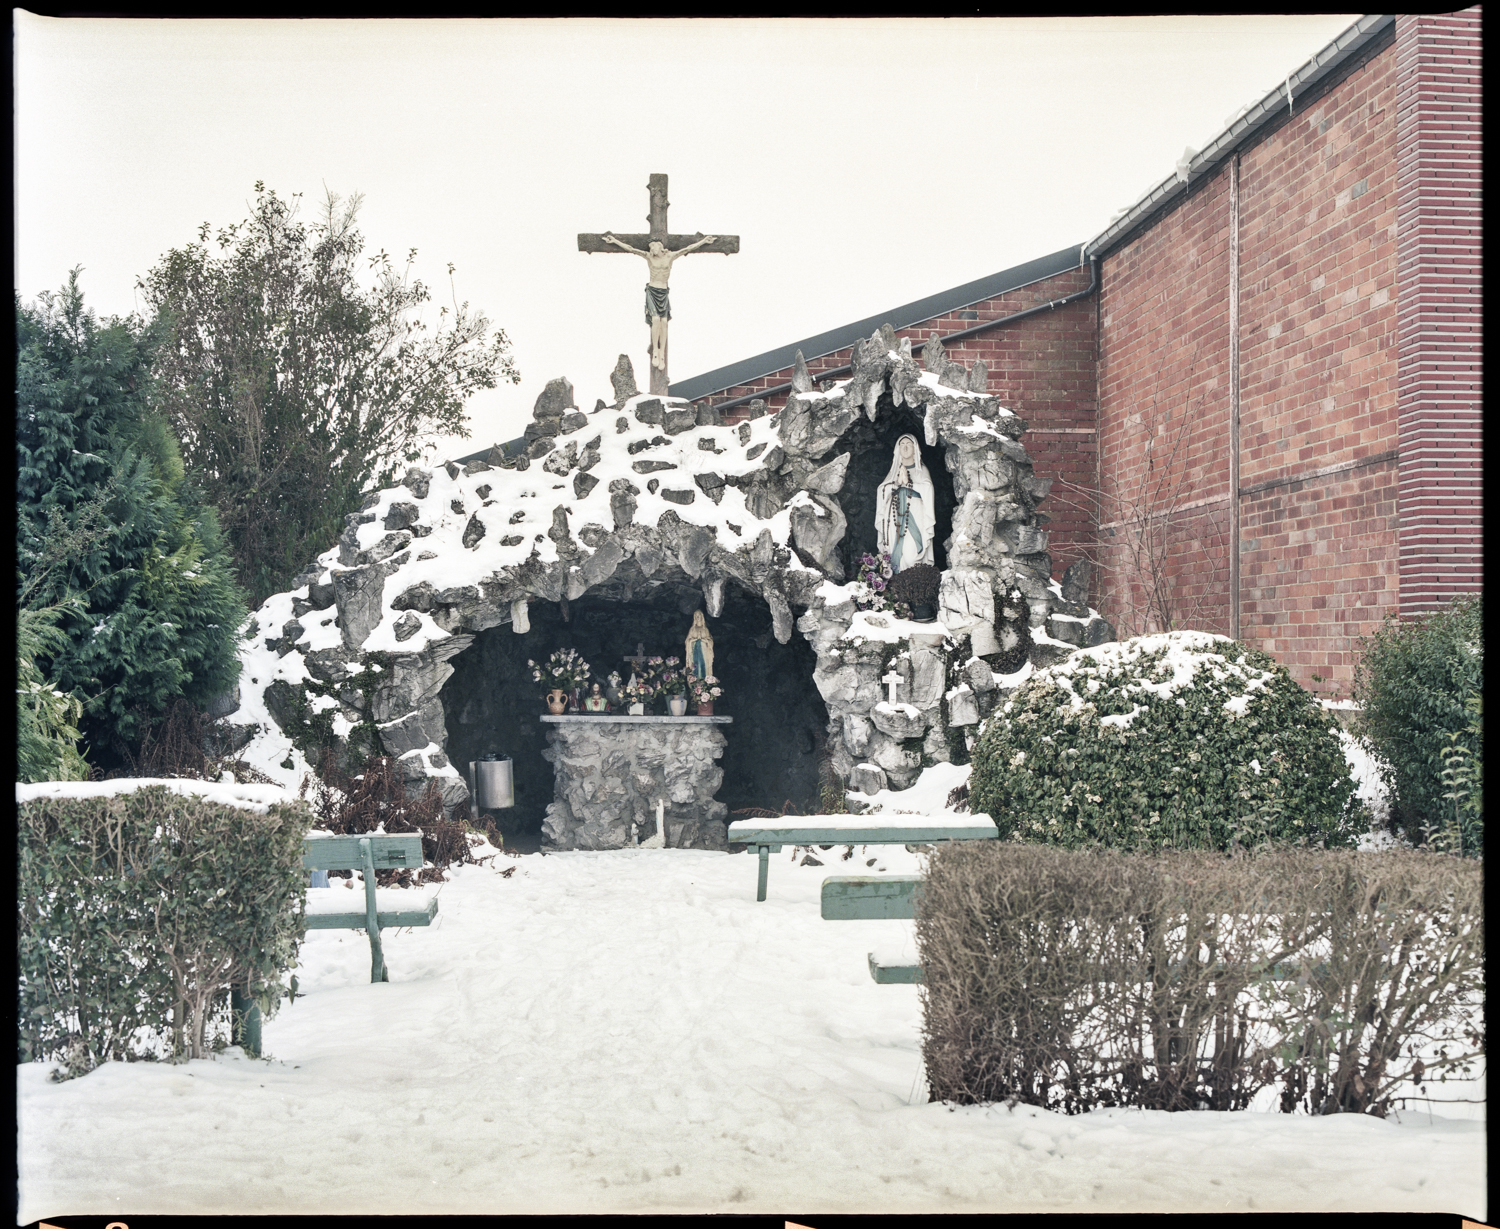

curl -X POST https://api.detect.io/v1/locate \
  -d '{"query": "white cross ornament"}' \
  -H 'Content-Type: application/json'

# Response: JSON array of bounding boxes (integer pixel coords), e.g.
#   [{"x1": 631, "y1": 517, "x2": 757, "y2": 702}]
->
[{"x1": 882, "y1": 671, "x2": 903, "y2": 705}]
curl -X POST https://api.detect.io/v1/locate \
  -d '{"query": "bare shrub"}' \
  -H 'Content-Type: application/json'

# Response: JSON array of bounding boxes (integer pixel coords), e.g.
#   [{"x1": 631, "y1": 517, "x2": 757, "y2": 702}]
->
[
  {"x1": 918, "y1": 843, "x2": 1483, "y2": 1116},
  {"x1": 299, "y1": 748, "x2": 476, "y2": 883}
]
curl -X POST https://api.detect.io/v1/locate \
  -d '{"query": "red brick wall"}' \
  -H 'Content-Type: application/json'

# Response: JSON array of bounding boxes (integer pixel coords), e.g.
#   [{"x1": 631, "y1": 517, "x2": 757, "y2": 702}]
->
[
  {"x1": 692, "y1": 266, "x2": 1099, "y2": 579},
  {"x1": 1095, "y1": 36, "x2": 1412, "y2": 692},
  {"x1": 1094, "y1": 170, "x2": 1237, "y2": 642},
  {"x1": 1395, "y1": 9, "x2": 1484, "y2": 615},
  {"x1": 1234, "y1": 37, "x2": 1402, "y2": 691}
]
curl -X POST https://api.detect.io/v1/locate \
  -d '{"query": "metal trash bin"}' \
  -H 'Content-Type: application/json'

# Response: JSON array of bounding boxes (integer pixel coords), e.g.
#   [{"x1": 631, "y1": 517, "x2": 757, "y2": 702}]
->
[{"x1": 468, "y1": 753, "x2": 515, "y2": 812}]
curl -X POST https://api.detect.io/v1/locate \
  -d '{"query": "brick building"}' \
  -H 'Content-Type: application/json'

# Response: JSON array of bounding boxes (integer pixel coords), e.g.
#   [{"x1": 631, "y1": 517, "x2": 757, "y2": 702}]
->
[{"x1": 670, "y1": 12, "x2": 1481, "y2": 693}]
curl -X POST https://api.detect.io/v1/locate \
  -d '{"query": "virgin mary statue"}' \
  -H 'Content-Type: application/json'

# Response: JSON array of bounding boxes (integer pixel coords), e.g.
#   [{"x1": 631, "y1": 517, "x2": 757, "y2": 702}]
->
[{"x1": 876, "y1": 434, "x2": 936, "y2": 573}]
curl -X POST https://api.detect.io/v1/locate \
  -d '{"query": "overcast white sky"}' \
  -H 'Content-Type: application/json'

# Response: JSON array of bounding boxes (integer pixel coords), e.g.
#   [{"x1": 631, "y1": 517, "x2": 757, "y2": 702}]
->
[{"x1": 15, "y1": 13, "x2": 1358, "y2": 461}]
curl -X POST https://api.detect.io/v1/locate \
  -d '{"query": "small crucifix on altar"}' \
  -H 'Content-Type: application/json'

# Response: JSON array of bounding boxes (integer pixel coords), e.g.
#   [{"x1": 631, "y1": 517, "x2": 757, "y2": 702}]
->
[{"x1": 578, "y1": 174, "x2": 739, "y2": 395}]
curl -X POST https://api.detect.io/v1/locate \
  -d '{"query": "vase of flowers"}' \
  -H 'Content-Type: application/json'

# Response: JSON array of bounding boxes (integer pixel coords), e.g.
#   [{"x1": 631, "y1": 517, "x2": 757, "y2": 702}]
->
[
  {"x1": 659, "y1": 657, "x2": 688, "y2": 716},
  {"x1": 689, "y1": 674, "x2": 722, "y2": 715},
  {"x1": 529, "y1": 648, "x2": 592, "y2": 713}
]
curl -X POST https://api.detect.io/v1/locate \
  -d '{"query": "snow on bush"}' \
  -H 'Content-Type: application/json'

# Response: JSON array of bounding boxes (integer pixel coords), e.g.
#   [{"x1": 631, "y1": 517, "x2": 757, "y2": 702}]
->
[{"x1": 969, "y1": 631, "x2": 1362, "y2": 851}]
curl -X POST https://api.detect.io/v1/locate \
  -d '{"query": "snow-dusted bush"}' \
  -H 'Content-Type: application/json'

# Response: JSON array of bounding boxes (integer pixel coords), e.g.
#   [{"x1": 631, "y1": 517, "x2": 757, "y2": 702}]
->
[
  {"x1": 969, "y1": 631, "x2": 1361, "y2": 851},
  {"x1": 18, "y1": 787, "x2": 308, "y2": 1073}
]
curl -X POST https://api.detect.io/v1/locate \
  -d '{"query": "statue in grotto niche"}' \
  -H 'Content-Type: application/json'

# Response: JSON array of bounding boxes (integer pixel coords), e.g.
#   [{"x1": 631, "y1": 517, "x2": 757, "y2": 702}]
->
[
  {"x1": 876, "y1": 433, "x2": 936, "y2": 572},
  {"x1": 684, "y1": 610, "x2": 715, "y2": 680}
]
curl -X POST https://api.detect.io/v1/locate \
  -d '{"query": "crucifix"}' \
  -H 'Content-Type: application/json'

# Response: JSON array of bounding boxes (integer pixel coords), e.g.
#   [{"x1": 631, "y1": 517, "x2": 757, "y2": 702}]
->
[
  {"x1": 579, "y1": 173, "x2": 739, "y2": 396},
  {"x1": 623, "y1": 642, "x2": 649, "y2": 673}
]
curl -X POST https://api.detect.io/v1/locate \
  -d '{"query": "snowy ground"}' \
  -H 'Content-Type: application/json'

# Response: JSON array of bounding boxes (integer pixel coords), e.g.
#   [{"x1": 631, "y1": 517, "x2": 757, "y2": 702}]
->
[{"x1": 17, "y1": 833, "x2": 1485, "y2": 1220}]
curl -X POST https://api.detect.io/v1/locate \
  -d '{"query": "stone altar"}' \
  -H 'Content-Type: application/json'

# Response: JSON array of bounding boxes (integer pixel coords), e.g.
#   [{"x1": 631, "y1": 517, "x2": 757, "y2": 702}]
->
[{"x1": 539, "y1": 715, "x2": 733, "y2": 851}]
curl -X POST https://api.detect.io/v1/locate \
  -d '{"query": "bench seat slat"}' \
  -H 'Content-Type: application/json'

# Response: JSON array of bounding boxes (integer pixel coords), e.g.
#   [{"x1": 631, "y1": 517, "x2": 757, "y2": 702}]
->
[
  {"x1": 303, "y1": 834, "x2": 424, "y2": 872},
  {"x1": 821, "y1": 874, "x2": 923, "y2": 920},
  {"x1": 305, "y1": 902, "x2": 439, "y2": 930},
  {"x1": 868, "y1": 953, "x2": 923, "y2": 984}
]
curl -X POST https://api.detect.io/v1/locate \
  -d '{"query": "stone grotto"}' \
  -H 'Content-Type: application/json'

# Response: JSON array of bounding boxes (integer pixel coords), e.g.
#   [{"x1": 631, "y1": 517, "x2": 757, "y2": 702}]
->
[{"x1": 227, "y1": 325, "x2": 1115, "y2": 849}]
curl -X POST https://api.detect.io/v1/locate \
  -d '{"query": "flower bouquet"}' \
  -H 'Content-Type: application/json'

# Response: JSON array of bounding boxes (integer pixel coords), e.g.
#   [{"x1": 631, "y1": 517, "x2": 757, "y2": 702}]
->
[
  {"x1": 689, "y1": 674, "x2": 722, "y2": 715},
  {"x1": 657, "y1": 657, "x2": 690, "y2": 715},
  {"x1": 853, "y1": 552, "x2": 895, "y2": 613},
  {"x1": 619, "y1": 657, "x2": 661, "y2": 714},
  {"x1": 528, "y1": 648, "x2": 592, "y2": 713}
]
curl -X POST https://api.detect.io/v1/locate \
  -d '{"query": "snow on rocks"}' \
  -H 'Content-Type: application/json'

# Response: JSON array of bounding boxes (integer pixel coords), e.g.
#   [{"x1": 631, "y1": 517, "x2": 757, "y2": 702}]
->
[{"x1": 229, "y1": 338, "x2": 1117, "y2": 812}]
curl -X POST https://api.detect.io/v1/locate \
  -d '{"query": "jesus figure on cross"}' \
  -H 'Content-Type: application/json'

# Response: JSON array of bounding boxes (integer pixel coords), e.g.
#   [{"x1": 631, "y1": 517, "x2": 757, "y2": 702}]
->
[{"x1": 599, "y1": 232, "x2": 718, "y2": 374}]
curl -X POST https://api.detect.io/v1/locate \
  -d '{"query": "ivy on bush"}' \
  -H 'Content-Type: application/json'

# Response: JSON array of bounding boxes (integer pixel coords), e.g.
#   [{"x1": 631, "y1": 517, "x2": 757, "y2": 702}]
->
[
  {"x1": 969, "y1": 631, "x2": 1361, "y2": 851},
  {"x1": 1353, "y1": 595, "x2": 1483, "y2": 854}
]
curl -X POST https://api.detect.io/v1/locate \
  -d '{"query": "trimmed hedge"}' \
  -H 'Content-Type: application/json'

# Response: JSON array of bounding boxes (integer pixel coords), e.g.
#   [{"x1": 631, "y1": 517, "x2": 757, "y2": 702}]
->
[
  {"x1": 969, "y1": 631, "x2": 1360, "y2": 851},
  {"x1": 918, "y1": 842, "x2": 1485, "y2": 1116},
  {"x1": 1354, "y1": 595, "x2": 1483, "y2": 854},
  {"x1": 17, "y1": 787, "x2": 308, "y2": 1075}
]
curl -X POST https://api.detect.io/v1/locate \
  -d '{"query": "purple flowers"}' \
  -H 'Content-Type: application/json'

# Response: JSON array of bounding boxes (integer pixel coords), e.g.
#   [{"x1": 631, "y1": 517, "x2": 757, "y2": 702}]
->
[{"x1": 854, "y1": 552, "x2": 898, "y2": 611}]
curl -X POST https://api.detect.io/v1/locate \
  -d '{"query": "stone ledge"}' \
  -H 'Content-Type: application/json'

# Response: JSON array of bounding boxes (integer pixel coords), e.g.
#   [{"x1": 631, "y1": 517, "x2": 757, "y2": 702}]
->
[{"x1": 539, "y1": 715, "x2": 733, "y2": 724}]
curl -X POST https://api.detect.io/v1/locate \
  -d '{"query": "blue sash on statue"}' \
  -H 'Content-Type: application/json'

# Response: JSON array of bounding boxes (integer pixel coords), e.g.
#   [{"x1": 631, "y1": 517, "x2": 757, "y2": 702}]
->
[
  {"x1": 891, "y1": 487, "x2": 924, "y2": 572},
  {"x1": 692, "y1": 639, "x2": 707, "y2": 679}
]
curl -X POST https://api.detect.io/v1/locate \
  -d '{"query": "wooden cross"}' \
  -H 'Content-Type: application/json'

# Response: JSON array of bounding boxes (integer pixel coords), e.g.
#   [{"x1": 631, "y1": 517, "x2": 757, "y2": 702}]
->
[{"x1": 579, "y1": 173, "x2": 739, "y2": 395}]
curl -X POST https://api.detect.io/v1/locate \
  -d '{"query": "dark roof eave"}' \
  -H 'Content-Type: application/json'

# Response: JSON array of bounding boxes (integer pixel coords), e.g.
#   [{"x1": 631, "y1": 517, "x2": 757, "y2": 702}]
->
[
  {"x1": 669, "y1": 243, "x2": 1086, "y2": 402},
  {"x1": 1083, "y1": 14, "x2": 1395, "y2": 261}
]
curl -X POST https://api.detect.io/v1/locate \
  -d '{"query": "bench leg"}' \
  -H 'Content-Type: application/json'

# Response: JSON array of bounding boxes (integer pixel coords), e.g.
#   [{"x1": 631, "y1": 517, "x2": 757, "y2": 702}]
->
[
  {"x1": 359, "y1": 837, "x2": 387, "y2": 983},
  {"x1": 230, "y1": 983, "x2": 262, "y2": 1058},
  {"x1": 756, "y1": 845, "x2": 770, "y2": 902}
]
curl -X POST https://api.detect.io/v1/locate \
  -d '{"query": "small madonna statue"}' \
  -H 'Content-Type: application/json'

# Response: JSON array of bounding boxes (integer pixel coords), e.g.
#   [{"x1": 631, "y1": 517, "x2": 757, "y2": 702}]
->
[
  {"x1": 685, "y1": 610, "x2": 715, "y2": 680},
  {"x1": 581, "y1": 682, "x2": 609, "y2": 712}
]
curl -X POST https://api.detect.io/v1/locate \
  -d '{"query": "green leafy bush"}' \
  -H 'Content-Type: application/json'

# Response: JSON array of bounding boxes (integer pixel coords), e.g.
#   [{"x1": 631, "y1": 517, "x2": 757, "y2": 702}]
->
[
  {"x1": 969, "y1": 631, "x2": 1359, "y2": 851},
  {"x1": 18, "y1": 786, "x2": 309, "y2": 1075},
  {"x1": 1353, "y1": 596, "x2": 1483, "y2": 854}
]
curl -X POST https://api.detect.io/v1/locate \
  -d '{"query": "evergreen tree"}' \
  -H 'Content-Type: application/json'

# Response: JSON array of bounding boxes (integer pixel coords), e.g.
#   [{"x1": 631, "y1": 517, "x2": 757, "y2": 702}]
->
[
  {"x1": 16, "y1": 271, "x2": 249, "y2": 774},
  {"x1": 139, "y1": 183, "x2": 519, "y2": 604}
]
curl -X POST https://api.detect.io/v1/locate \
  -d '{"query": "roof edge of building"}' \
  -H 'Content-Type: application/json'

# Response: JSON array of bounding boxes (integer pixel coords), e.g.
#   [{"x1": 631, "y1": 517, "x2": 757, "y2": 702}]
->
[
  {"x1": 669, "y1": 243, "x2": 1086, "y2": 402},
  {"x1": 1082, "y1": 14, "x2": 1396, "y2": 262}
]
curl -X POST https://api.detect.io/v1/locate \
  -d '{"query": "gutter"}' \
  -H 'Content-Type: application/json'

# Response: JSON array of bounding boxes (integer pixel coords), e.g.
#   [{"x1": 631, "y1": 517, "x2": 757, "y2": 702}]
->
[
  {"x1": 1083, "y1": 14, "x2": 1395, "y2": 262},
  {"x1": 705, "y1": 257, "x2": 1099, "y2": 415}
]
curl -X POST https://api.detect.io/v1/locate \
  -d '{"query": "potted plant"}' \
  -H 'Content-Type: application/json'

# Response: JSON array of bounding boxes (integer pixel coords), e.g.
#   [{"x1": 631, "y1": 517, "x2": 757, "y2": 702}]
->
[
  {"x1": 689, "y1": 674, "x2": 722, "y2": 715},
  {"x1": 659, "y1": 657, "x2": 689, "y2": 716},
  {"x1": 887, "y1": 562, "x2": 942, "y2": 622},
  {"x1": 528, "y1": 648, "x2": 593, "y2": 713}
]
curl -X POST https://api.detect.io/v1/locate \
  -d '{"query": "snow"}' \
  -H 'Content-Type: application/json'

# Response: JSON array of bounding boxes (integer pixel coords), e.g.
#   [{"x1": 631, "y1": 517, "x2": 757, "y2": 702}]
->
[
  {"x1": 17, "y1": 771, "x2": 1481, "y2": 1217},
  {"x1": 16, "y1": 836, "x2": 1484, "y2": 1218},
  {"x1": 727, "y1": 811, "x2": 996, "y2": 836},
  {"x1": 303, "y1": 881, "x2": 439, "y2": 919},
  {"x1": 846, "y1": 760, "x2": 974, "y2": 817},
  {"x1": 16, "y1": 777, "x2": 299, "y2": 814},
  {"x1": 842, "y1": 610, "x2": 951, "y2": 643}
]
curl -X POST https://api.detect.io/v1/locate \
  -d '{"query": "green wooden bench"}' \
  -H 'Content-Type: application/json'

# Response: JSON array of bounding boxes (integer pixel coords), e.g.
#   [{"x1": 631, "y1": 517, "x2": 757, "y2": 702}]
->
[
  {"x1": 822, "y1": 874, "x2": 926, "y2": 983},
  {"x1": 231, "y1": 833, "x2": 438, "y2": 1056},
  {"x1": 726, "y1": 815, "x2": 998, "y2": 901}
]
